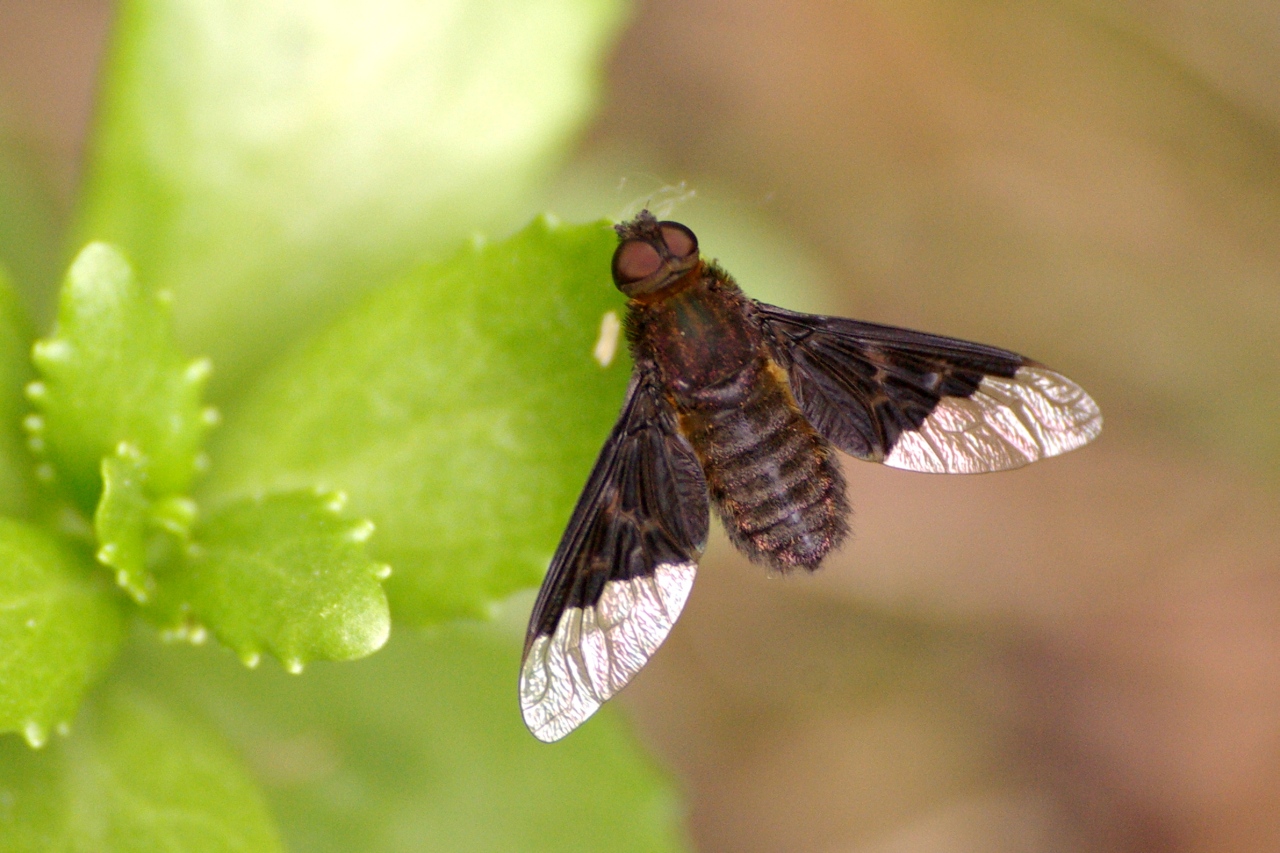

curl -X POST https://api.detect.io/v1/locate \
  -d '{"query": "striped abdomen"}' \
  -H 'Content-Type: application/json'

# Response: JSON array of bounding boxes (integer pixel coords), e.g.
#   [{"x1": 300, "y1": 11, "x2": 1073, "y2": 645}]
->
[{"x1": 677, "y1": 356, "x2": 849, "y2": 571}]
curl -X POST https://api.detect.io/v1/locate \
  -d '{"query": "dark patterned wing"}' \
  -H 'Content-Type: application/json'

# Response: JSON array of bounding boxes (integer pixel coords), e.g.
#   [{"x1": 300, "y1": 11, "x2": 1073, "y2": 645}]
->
[
  {"x1": 520, "y1": 364, "x2": 709, "y2": 742},
  {"x1": 755, "y1": 302, "x2": 1102, "y2": 473}
]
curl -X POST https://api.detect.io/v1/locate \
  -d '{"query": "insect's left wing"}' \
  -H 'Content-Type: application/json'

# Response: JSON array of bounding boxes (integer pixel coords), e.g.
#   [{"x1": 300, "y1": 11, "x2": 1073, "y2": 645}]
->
[
  {"x1": 521, "y1": 365, "x2": 709, "y2": 742},
  {"x1": 756, "y1": 302, "x2": 1102, "y2": 473}
]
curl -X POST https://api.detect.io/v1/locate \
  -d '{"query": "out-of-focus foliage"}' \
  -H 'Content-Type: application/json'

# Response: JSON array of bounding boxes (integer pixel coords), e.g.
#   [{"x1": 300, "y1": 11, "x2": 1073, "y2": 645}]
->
[
  {"x1": 30, "y1": 242, "x2": 211, "y2": 517},
  {"x1": 152, "y1": 490, "x2": 392, "y2": 670},
  {"x1": 0, "y1": 518, "x2": 123, "y2": 748},
  {"x1": 0, "y1": 0, "x2": 693, "y2": 850},
  {"x1": 0, "y1": 685, "x2": 284, "y2": 853},
  {"x1": 206, "y1": 218, "x2": 629, "y2": 624},
  {"x1": 78, "y1": 0, "x2": 630, "y2": 393},
  {"x1": 121, "y1": 622, "x2": 688, "y2": 853}
]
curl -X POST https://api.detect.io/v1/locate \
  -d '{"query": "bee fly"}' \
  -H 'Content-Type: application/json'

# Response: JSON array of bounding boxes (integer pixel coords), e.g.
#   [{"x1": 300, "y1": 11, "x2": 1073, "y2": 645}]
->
[{"x1": 520, "y1": 211, "x2": 1102, "y2": 741}]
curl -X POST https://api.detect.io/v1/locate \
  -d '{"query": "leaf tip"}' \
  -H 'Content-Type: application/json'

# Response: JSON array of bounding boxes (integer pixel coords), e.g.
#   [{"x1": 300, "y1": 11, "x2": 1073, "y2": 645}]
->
[
  {"x1": 22, "y1": 720, "x2": 48, "y2": 749},
  {"x1": 240, "y1": 651, "x2": 261, "y2": 669},
  {"x1": 69, "y1": 240, "x2": 131, "y2": 279},
  {"x1": 23, "y1": 413, "x2": 46, "y2": 452},
  {"x1": 347, "y1": 519, "x2": 375, "y2": 543},
  {"x1": 113, "y1": 440, "x2": 144, "y2": 462},
  {"x1": 158, "y1": 620, "x2": 207, "y2": 645},
  {"x1": 153, "y1": 496, "x2": 199, "y2": 536},
  {"x1": 363, "y1": 612, "x2": 391, "y2": 655},
  {"x1": 284, "y1": 658, "x2": 305, "y2": 675},
  {"x1": 375, "y1": 563, "x2": 392, "y2": 580},
  {"x1": 367, "y1": 591, "x2": 393, "y2": 648},
  {"x1": 24, "y1": 380, "x2": 47, "y2": 401},
  {"x1": 185, "y1": 356, "x2": 213, "y2": 385},
  {"x1": 114, "y1": 568, "x2": 151, "y2": 603},
  {"x1": 31, "y1": 338, "x2": 73, "y2": 367},
  {"x1": 319, "y1": 488, "x2": 348, "y2": 512}
]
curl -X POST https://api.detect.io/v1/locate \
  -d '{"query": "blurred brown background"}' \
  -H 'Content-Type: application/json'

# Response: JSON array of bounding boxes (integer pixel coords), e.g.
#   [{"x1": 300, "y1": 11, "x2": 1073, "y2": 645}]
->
[{"x1": 3, "y1": 2, "x2": 1278, "y2": 852}]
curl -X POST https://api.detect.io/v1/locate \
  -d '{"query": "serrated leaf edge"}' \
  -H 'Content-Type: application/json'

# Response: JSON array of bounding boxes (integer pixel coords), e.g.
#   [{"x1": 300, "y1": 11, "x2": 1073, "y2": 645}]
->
[{"x1": 155, "y1": 492, "x2": 391, "y2": 671}]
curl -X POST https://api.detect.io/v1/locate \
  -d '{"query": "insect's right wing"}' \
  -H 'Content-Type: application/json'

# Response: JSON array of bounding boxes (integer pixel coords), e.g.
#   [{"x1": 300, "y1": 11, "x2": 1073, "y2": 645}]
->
[
  {"x1": 520, "y1": 365, "x2": 709, "y2": 743},
  {"x1": 756, "y1": 302, "x2": 1102, "y2": 473}
]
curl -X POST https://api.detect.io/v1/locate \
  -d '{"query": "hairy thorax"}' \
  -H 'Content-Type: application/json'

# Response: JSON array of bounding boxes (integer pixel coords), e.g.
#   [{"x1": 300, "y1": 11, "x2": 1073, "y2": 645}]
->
[
  {"x1": 628, "y1": 268, "x2": 761, "y2": 399},
  {"x1": 627, "y1": 269, "x2": 848, "y2": 571}
]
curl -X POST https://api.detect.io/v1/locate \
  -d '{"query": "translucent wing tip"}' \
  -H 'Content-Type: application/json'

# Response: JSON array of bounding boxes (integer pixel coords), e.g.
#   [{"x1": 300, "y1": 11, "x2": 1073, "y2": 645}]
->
[
  {"x1": 885, "y1": 365, "x2": 1102, "y2": 474},
  {"x1": 519, "y1": 561, "x2": 696, "y2": 742}
]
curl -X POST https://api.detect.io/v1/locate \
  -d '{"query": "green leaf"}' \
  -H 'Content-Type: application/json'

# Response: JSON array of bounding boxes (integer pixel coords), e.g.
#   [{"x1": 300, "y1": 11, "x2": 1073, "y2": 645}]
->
[
  {"x1": 0, "y1": 267, "x2": 36, "y2": 519},
  {"x1": 206, "y1": 217, "x2": 629, "y2": 623},
  {"x1": 120, "y1": 620, "x2": 689, "y2": 853},
  {"x1": 0, "y1": 518, "x2": 123, "y2": 748},
  {"x1": 29, "y1": 243, "x2": 213, "y2": 513},
  {"x1": 93, "y1": 445, "x2": 155, "y2": 602},
  {"x1": 0, "y1": 684, "x2": 284, "y2": 853},
  {"x1": 154, "y1": 491, "x2": 390, "y2": 670},
  {"x1": 77, "y1": 0, "x2": 629, "y2": 391}
]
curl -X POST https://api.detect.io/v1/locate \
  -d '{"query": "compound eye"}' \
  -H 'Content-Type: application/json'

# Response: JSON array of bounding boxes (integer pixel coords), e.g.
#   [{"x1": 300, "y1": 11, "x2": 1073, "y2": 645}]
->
[
  {"x1": 612, "y1": 239, "x2": 663, "y2": 284},
  {"x1": 659, "y1": 223, "x2": 697, "y2": 258}
]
